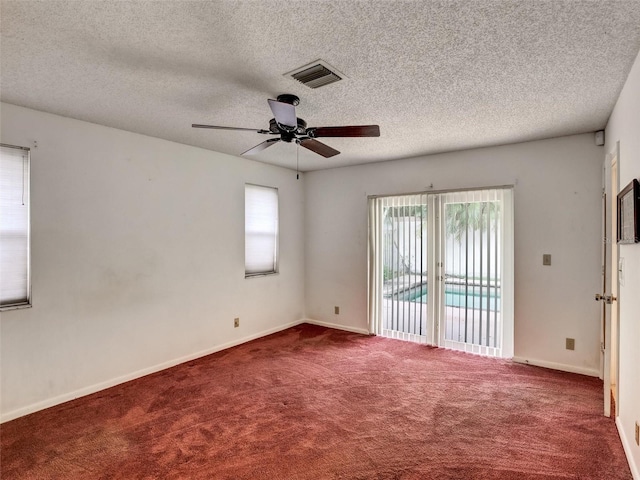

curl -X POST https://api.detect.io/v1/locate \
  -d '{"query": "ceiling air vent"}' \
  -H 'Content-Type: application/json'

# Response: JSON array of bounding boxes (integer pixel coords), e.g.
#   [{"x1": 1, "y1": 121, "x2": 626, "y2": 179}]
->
[{"x1": 285, "y1": 60, "x2": 345, "y2": 89}]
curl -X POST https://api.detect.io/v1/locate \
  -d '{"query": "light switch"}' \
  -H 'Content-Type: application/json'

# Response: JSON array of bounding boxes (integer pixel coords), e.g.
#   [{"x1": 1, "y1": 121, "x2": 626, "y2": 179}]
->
[{"x1": 543, "y1": 254, "x2": 551, "y2": 266}]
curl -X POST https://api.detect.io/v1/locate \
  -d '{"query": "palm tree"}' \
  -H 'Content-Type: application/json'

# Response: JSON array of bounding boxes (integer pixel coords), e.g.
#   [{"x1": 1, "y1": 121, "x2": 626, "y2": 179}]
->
[{"x1": 445, "y1": 201, "x2": 500, "y2": 241}]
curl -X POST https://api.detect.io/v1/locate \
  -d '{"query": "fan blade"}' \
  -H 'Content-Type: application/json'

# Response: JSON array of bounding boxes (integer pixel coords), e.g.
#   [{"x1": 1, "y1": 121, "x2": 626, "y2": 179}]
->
[
  {"x1": 192, "y1": 124, "x2": 264, "y2": 132},
  {"x1": 242, "y1": 138, "x2": 281, "y2": 156},
  {"x1": 310, "y1": 125, "x2": 380, "y2": 138},
  {"x1": 268, "y1": 99, "x2": 297, "y2": 128},
  {"x1": 300, "y1": 139, "x2": 340, "y2": 158}
]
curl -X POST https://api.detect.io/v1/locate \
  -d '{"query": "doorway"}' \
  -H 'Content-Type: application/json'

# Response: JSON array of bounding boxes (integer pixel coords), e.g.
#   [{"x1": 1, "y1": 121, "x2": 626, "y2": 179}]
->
[{"x1": 368, "y1": 187, "x2": 514, "y2": 357}]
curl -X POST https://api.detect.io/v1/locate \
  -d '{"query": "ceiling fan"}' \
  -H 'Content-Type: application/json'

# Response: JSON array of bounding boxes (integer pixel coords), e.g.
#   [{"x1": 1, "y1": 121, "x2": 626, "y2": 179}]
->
[{"x1": 192, "y1": 94, "x2": 380, "y2": 158}]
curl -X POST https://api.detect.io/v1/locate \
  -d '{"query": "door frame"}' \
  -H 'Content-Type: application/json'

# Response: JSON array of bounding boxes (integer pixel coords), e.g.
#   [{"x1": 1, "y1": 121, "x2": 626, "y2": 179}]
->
[{"x1": 602, "y1": 141, "x2": 621, "y2": 418}]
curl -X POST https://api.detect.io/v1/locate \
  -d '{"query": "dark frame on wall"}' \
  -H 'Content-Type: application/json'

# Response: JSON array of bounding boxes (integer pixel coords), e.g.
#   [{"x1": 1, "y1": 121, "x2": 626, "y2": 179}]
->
[{"x1": 617, "y1": 178, "x2": 640, "y2": 244}]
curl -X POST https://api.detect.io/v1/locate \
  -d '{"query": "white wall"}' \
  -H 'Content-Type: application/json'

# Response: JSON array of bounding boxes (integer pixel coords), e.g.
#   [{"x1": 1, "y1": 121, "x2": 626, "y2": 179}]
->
[
  {"x1": 606, "y1": 48, "x2": 640, "y2": 479},
  {"x1": 0, "y1": 103, "x2": 306, "y2": 420},
  {"x1": 305, "y1": 134, "x2": 603, "y2": 375}
]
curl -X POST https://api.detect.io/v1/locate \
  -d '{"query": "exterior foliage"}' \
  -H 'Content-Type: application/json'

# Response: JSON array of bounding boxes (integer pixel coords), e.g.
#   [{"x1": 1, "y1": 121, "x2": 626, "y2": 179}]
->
[{"x1": 446, "y1": 202, "x2": 500, "y2": 241}]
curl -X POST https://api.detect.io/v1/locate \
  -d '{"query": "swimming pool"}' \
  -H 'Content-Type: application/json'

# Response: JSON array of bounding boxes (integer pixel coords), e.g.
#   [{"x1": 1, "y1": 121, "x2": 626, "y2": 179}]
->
[{"x1": 393, "y1": 283, "x2": 500, "y2": 311}]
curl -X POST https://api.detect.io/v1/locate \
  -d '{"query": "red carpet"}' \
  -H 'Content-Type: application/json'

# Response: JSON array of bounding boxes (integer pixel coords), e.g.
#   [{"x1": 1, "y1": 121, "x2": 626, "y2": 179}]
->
[{"x1": 1, "y1": 324, "x2": 632, "y2": 479}]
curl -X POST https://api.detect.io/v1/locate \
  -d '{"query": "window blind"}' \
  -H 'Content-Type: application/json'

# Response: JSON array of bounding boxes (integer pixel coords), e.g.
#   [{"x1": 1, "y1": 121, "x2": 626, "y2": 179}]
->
[
  {"x1": 369, "y1": 187, "x2": 513, "y2": 357},
  {"x1": 440, "y1": 189, "x2": 504, "y2": 354},
  {"x1": 245, "y1": 184, "x2": 278, "y2": 276},
  {"x1": 0, "y1": 144, "x2": 30, "y2": 307},
  {"x1": 378, "y1": 194, "x2": 429, "y2": 342}
]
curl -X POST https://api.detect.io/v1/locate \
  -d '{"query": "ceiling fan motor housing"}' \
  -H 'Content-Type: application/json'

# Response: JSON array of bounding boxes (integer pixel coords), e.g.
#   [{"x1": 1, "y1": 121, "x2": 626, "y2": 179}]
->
[{"x1": 269, "y1": 118, "x2": 308, "y2": 139}]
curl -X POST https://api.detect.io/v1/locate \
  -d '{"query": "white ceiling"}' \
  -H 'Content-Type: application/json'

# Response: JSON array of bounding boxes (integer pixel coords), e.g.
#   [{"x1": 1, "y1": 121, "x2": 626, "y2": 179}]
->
[{"x1": 2, "y1": 1, "x2": 640, "y2": 172}]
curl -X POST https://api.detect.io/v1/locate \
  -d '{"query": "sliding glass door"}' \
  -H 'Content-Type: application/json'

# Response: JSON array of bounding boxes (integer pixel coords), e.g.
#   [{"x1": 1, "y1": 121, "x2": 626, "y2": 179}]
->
[
  {"x1": 368, "y1": 187, "x2": 513, "y2": 357},
  {"x1": 379, "y1": 194, "x2": 430, "y2": 343}
]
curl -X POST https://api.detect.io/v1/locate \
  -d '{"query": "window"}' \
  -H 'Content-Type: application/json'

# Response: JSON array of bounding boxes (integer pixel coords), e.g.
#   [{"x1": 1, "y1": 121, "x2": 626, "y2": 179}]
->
[
  {"x1": 1, "y1": 144, "x2": 31, "y2": 309},
  {"x1": 245, "y1": 184, "x2": 278, "y2": 276}
]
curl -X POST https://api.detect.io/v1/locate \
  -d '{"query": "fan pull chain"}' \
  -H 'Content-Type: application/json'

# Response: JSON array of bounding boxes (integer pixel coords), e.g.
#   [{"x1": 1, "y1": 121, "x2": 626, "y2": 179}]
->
[{"x1": 296, "y1": 142, "x2": 299, "y2": 180}]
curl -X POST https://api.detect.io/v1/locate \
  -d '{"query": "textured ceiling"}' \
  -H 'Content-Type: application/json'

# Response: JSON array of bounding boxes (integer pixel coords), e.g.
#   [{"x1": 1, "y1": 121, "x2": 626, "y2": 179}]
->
[{"x1": 2, "y1": 1, "x2": 640, "y2": 171}]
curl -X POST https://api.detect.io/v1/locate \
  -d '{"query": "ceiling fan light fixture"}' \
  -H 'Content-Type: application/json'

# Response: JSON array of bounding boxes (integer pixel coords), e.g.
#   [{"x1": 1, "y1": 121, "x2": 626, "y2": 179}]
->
[{"x1": 284, "y1": 59, "x2": 345, "y2": 89}]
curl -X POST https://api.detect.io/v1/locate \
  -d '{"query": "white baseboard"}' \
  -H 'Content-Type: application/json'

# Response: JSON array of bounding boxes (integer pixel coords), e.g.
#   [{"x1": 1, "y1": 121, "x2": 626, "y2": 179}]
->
[
  {"x1": 1, "y1": 320, "x2": 304, "y2": 423},
  {"x1": 302, "y1": 318, "x2": 370, "y2": 335},
  {"x1": 511, "y1": 357, "x2": 600, "y2": 377},
  {"x1": 617, "y1": 417, "x2": 640, "y2": 480}
]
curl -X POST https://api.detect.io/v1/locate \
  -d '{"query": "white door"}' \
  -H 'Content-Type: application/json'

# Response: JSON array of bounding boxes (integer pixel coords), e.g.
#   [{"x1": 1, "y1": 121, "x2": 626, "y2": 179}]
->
[
  {"x1": 609, "y1": 153, "x2": 620, "y2": 417},
  {"x1": 600, "y1": 144, "x2": 620, "y2": 417}
]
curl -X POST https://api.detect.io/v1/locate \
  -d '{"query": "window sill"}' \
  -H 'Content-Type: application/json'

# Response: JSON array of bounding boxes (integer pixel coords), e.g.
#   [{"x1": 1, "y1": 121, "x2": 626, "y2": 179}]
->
[
  {"x1": 0, "y1": 303, "x2": 32, "y2": 312},
  {"x1": 245, "y1": 271, "x2": 279, "y2": 279}
]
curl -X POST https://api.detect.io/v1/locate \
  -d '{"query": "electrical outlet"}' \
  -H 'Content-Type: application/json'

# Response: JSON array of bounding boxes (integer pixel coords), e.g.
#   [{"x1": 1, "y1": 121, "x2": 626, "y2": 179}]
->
[
  {"x1": 635, "y1": 421, "x2": 639, "y2": 446},
  {"x1": 234, "y1": 317, "x2": 240, "y2": 328},
  {"x1": 543, "y1": 254, "x2": 551, "y2": 266},
  {"x1": 565, "y1": 338, "x2": 575, "y2": 350},
  {"x1": 334, "y1": 306, "x2": 340, "y2": 315}
]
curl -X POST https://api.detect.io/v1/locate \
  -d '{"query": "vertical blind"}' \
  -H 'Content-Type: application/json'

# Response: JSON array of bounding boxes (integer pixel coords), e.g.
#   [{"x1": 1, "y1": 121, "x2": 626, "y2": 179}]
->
[
  {"x1": 440, "y1": 189, "x2": 504, "y2": 356},
  {"x1": 245, "y1": 184, "x2": 278, "y2": 276},
  {"x1": 381, "y1": 194, "x2": 428, "y2": 341},
  {"x1": 369, "y1": 194, "x2": 430, "y2": 343},
  {"x1": 0, "y1": 144, "x2": 30, "y2": 307},
  {"x1": 368, "y1": 187, "x2": 513, "y2": 358}
]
